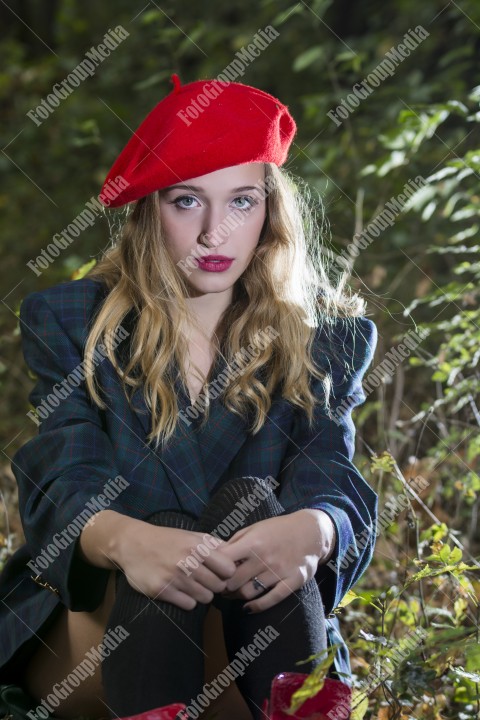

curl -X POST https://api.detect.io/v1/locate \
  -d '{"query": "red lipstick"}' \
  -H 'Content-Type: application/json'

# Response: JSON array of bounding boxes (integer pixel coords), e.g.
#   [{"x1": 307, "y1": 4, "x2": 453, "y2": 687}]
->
[{"x1": 196, "y1": 255, "x2": 234, "y2": 272}]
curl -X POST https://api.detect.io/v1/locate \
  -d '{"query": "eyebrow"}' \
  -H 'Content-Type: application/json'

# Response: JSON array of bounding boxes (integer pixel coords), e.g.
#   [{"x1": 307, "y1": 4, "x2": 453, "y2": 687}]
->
[{"x1": 163, "y1": 184, "x2": 261, "y2": 193}]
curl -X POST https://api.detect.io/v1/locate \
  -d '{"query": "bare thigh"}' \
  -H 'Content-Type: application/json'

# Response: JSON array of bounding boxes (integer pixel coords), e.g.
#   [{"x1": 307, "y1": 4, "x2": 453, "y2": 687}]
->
[
  {"x1": 22, "y1": 575, "x2": 252, "y2": 720},
  {"x1": 23, "y1": 570, "x2": 117, "y2": 719}
]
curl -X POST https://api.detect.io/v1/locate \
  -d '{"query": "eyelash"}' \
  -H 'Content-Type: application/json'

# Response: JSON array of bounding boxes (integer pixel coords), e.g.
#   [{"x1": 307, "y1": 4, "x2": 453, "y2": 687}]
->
[{"x1": 168, "y1": 195, "x2": 258, "y2": 211}]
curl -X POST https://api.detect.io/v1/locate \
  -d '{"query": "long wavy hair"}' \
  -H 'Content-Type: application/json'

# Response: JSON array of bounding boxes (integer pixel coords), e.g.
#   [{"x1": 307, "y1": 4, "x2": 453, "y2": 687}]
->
[{"x1": 84, "y1": 162, "x2": 367, "y2": 451}]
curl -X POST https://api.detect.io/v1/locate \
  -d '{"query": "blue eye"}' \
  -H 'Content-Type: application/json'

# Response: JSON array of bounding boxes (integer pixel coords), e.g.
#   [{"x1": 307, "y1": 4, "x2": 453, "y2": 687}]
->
[
  {"x1": 232, "y1": 196, "x2": 257, "y2": 210},
  {"x1": 168, "y1": 195, "x2": 258, "y2": 211},
  {"x1": 170, "y1": 195, "x2": 199, "y2": 210}
]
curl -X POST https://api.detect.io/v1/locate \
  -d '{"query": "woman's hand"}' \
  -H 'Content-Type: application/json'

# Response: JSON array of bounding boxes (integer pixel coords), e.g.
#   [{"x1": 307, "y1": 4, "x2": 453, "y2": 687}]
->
[
  {"x1": 111, "y1": 517, "x2": 238, "y2": 611},
  {"x1": 216, "y1": 509, "x2": 336, "y2": 613},
  {"x1": 80, "y1": 510, "x2": 236, "y2": 610}
]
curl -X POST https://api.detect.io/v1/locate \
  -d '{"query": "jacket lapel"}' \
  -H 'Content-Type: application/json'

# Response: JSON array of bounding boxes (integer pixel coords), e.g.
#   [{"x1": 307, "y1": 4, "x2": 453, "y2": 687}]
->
[{"x1": 129, "y1": 351, "x2": 251, "y2": 514}]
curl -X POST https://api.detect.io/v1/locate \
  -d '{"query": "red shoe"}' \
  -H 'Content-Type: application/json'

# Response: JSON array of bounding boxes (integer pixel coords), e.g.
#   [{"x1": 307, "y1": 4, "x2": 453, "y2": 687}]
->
[
  {"x1": 117, "y1": 704, "x2": 189, "y2": 720},
  {"x1": 261, "y1": 672, "x2": 352, "y2": 719}
]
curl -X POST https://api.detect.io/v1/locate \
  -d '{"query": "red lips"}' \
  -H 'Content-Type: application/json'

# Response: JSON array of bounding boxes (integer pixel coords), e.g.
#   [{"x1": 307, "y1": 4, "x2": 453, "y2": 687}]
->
[{"x1": 200, "y1": 255, "x2": 233, "y2": 261}]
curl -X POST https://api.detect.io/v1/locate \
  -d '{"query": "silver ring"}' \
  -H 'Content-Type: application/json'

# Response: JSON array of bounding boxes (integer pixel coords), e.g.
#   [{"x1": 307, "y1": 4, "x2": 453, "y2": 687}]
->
[{"x1": 251, "y1": 576, "x2": 267, "y2": 592}]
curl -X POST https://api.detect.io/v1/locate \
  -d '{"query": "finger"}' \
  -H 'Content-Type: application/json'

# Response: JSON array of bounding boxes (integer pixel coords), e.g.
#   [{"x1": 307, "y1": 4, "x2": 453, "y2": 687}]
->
[
  {"x1": 202, "y1": 550, "x2": 238, "y2": 580},
  {"x1": 224, "y1": 559, "x2": 259, "y2": 592},
  {"x1": 223, "y1": 572, "x2": 277, "y2": 599},
  {"x1": 243, "y1": 576, "x2": 296, "y2": 613},
  {"x1": 190, "y1": 531, "x2": 227, "y2": 546},
  {"x1": 187, "y1": 564, "x2": 228, "y2": 594},
  {"x1": 155, "y1": 587, "x2": 198, "y2": 611},
  {"x1": 184, "y1": 579, "x2": 215, "y2": 605},
  {"x1": 216, "y1": 537, "x2": 253, "y2": 564},
  {"x1": 170, "y1": 568, "x2": 217, "y2": 605},
  {"x1": 243, "y1": 575, "x2": 277, "y2": 600}
]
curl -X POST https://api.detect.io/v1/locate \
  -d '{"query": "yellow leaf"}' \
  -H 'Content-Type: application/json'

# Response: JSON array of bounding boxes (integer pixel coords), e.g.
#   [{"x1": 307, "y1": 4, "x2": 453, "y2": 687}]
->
[
  {"x1": 370, "y1": 451, "x2": 396, "y2": 474},
  {"x1": 287, "y1": 645, "x2": 340, "y2": 714},
  {"x1": 71, "y1": 259, "x2": 96, "y2": 280},
  {"x1": 337, "y1": 590, "x2": 358, "y2": 609},
  {"x1": 351, "y1": 689, "x2": 369, "y2": 719}
]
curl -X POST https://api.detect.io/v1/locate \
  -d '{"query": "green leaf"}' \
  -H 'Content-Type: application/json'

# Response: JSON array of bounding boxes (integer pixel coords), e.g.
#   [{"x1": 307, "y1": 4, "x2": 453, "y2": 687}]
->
[
  {"x1": 337, "y1": 589, "x2": 359, "y2": 608},
  {"x1": 293, "y1": 46, "x2": 324, "y2": 72},
  {"x1": 439, "y1": 544, "x2": 452, "y2": 562},
  {"x1": 273, "y1": 3, "x2": 305, "y2": 25},
  {"x1": 450, "y1": 546, "x2": 463, "y2": 564},
  {"x1": 466, "y1": 642, "x2": 480, "y2": 672}
]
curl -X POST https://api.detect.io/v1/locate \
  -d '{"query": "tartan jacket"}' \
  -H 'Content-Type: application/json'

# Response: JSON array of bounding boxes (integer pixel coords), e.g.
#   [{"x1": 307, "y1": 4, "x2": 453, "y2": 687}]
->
[{"x1": 0, "y1": 277, "x2": 377, "y2": 680}]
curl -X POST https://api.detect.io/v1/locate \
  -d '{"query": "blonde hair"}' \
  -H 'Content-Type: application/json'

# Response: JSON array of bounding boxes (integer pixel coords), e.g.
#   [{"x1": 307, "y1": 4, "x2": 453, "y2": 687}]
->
[{"x1": 84, "y1": 162, "x2": 367, "y2": 450}]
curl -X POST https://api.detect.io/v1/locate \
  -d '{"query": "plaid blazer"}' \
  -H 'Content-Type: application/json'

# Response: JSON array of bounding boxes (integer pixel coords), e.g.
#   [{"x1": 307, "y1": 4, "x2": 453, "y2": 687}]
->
[{"x1": 0, "y1": 277, "x2": 377, "y2": 681}]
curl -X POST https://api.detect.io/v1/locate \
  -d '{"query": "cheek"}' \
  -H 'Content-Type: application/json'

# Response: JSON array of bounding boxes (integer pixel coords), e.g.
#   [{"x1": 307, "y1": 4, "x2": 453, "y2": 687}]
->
[
  {"x1": 248, "y1": 208, "x2": 267, "y2": 244},
  {"x1": 161, "y1": 224, "x2": 177, "y2": 254},
  {"x1": 161, "y1": 215, "x2": 191, "y2": 256},
  {"x1": 236, "y1": 205, "x2": 265, "y2": 234}
]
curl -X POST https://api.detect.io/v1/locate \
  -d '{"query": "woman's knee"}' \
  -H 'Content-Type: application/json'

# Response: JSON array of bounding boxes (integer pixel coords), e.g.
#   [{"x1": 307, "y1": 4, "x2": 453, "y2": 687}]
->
[
  {"x1": 222, "y1": 475, "x2": 280, "y2": 505},
  {"x1": 198, "y1": 475, "x2": 285, "y2": 539}
]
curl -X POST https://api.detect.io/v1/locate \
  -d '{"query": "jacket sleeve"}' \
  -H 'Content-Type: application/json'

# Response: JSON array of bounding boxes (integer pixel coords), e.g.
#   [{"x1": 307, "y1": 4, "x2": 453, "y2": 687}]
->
[
  {"x1": 276, "y1": 316, "x2": 378, "y2": 615},
  {"x1": 12, "y1": 290, "x2": 133, "y2": 612}
]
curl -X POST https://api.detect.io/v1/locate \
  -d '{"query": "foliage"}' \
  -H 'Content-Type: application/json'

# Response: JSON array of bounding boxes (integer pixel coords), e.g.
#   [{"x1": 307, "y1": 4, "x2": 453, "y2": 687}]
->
[{"x1": 1, "y1": 1, "x2": 479, "y2": 717}]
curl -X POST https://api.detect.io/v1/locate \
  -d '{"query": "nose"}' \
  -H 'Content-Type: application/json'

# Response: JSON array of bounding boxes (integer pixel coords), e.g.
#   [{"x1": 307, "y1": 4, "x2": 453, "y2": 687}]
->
[
  {"x1": 198, "y1": 231, "x2": 217, "y2": 249},
  {"x1": 198, "y1": 206, "x2": 228, "y2": 251}
]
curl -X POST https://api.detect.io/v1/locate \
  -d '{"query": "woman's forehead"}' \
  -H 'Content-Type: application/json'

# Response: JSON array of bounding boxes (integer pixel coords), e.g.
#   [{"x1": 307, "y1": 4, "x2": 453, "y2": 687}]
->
[{"x1": 165, "y1": 163, "x2": 266, "y2": 191}]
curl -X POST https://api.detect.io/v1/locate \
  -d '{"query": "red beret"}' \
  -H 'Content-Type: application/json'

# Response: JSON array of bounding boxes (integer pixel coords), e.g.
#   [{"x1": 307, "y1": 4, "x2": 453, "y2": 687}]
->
[{"x1": 99, "y1": 73, "x2": 297, "y2": 208}]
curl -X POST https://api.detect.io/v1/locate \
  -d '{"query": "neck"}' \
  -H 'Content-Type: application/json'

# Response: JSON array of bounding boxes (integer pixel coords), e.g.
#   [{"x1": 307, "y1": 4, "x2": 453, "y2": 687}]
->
[{"x1": 173, "y1": 289, "x2": 233, "y2": 341}]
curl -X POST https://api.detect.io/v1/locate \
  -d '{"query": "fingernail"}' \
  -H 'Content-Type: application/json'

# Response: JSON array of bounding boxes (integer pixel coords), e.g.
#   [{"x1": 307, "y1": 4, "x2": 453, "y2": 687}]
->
[{"x1": 242, "y1": 605, "x2": 253, "y2": 614}]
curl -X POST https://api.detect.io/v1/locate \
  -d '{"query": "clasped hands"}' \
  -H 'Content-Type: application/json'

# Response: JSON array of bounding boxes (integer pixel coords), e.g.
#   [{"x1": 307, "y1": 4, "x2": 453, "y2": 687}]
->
[
  {"x1": 115, "y1": 507, "x2": 336, "y2": 613},
  {"x1": 205, "y1": 509, "x2": 336, "y2": 613}
]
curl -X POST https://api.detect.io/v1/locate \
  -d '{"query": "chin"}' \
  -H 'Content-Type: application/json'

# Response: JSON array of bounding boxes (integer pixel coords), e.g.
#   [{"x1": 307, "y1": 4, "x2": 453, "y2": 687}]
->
[{"x1": 186, "y1": 276, "x2": 236, "y2": 294}]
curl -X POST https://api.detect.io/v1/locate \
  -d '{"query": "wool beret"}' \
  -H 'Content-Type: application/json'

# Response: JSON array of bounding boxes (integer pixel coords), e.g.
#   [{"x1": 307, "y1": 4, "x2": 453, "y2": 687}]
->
[{"x1": 99, "y1": 73, "x2": 297, "y2": 208}]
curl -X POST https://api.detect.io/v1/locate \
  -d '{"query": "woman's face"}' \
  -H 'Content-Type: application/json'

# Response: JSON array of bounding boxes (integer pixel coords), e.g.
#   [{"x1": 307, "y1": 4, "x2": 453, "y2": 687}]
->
[{"x1": 158, "y1": 162, "x2": 267, "y2": 296}]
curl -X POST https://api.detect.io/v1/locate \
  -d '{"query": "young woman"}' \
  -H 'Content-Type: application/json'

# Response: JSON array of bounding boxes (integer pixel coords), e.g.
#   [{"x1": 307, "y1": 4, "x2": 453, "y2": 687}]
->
[{"x1": 0, "y1": 75, "x2": 377, "y2": 719}]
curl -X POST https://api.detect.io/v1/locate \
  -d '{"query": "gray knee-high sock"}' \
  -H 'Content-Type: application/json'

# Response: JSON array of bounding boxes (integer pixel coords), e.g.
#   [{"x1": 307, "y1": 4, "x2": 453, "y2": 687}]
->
[
  {"x1": 101, "y1": 510, "x2": 209, "y2": 717},
  {"x1": 197, "y1": 476, "x2": 328, "y2": 720}
]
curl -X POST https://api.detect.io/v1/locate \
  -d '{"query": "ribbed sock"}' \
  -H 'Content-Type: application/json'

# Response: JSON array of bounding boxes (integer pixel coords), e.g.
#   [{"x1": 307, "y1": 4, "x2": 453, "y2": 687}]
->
[
  {"x1": 101, "y1": 509, "x2": 209, "y2": 717},
  {"x1": 197, "y1": 476, "x2": 328, "y2": 719},
  {"x1": 196, "y1": 475, "x2": 284, "y2": 541},
  {"x1": 101, "y1": 483, "x2": 328, "y2": 719}
]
